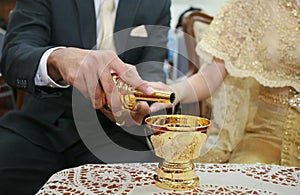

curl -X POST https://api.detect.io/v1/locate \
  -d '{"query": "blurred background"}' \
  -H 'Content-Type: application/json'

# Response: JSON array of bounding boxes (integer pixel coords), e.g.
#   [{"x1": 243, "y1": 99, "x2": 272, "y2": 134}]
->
[{"x1": 170, "y1": 0, "x2": 226, "y2": 28}]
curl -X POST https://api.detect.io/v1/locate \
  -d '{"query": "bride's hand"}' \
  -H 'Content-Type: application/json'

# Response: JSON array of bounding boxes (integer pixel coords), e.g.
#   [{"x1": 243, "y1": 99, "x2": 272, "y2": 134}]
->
[{"x1": 148, "y1": 81, "x2": 177, "y2": 113}]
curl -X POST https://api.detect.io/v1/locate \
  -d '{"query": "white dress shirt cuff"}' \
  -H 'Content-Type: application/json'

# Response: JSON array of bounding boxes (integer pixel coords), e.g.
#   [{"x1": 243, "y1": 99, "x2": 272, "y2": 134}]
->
[{"x1": 35, "y1": 47, "x2": 69, "y2": 88}]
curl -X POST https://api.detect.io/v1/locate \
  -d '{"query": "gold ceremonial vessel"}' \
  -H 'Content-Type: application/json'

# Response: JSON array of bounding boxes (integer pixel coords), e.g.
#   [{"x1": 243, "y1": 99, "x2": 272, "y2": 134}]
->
[
  {"x1": 145, "y1": 115, "x2": 210, "y2": 191},
  {"x1": 112, "y1": 74, "x2": 175, "y2": 109}
]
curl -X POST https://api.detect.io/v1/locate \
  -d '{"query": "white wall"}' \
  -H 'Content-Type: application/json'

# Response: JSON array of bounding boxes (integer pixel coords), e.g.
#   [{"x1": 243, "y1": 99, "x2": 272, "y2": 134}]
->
[{"x1": 170, "y1": 0, "x2": 226, "y2": 28}]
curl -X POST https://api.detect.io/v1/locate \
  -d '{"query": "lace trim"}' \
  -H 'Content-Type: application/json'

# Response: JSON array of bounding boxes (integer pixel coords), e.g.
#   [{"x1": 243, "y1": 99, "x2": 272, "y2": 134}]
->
[
  {"x1": 195, "y1": 0, "x2": 300, "y2": 92},
  {"x1": 197, "y1": 42, "x2": 300, "y2": 92}
]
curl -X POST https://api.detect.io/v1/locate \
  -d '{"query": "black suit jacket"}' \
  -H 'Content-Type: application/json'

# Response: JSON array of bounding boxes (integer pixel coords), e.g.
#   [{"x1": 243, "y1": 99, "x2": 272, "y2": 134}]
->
[{"x1": 0, "y1": 0, "x2": 171, "y2": 154}]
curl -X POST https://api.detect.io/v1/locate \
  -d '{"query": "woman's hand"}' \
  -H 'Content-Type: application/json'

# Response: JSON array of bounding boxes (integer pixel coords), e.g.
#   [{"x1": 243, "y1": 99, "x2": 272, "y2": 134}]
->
[{"x1": 147, "y1": 81, "x2": 177, "y2": 113}]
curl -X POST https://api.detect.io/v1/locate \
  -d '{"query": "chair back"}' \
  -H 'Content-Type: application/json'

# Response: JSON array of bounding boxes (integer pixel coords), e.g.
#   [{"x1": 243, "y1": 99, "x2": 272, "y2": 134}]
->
[
  {"x1": 0, "y1": 28, "x2": 5, "y2": 66},
  {"x1": 0, "y1": 29, "x2": 16, "y2": 114},
  {"x1": 181, "y1": 11, "x2": 213, "y2": 76}
]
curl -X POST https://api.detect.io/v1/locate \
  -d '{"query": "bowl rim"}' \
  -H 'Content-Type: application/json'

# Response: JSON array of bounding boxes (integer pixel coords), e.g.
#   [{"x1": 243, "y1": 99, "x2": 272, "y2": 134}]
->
[{"x1": 144, "y1": 114, "x2": 210, "y2": 133}]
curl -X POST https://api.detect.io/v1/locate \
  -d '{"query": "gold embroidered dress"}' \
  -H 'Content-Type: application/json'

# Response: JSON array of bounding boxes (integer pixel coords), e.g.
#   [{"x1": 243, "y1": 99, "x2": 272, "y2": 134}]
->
[{"x1": 195, "y1": 0, "x2": 300, "y2": 166}]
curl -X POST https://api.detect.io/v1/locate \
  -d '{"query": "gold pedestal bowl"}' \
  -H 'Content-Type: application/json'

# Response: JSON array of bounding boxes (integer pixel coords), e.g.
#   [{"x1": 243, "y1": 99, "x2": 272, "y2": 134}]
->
[{"x1": 145, "y1": 115, "x2": 210, "y2": 191}]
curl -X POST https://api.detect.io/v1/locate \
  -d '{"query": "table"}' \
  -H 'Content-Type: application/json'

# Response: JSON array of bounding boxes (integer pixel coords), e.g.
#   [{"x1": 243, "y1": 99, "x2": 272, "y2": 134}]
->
[{"x1": 36, "y1": 163, "x2": 300, "y2": 195}]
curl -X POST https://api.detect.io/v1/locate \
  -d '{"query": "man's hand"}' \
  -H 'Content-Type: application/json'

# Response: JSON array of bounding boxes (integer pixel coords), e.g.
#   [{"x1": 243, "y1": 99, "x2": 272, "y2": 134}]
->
[{"x1": 47, "y1": 47, "x2": 154, "y2": 124}]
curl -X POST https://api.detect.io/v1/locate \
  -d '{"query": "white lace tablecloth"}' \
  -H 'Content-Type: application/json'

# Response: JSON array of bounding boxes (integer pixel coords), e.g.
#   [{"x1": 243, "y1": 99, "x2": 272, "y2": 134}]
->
[{"x1": 36, "y1": 163, "x2": 300, "y2": 195}]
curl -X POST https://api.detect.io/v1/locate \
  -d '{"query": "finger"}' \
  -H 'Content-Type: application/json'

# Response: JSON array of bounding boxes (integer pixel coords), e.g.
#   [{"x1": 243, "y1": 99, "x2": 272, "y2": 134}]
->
[
  {"x1": 114, "y1": 110, "x2": 133, "y2": 127},
  {"x1": 119, "y1": 66, "x2": 143, "y2": 86},
  {"x1": 148, "y1": 81, "x2": 172, "y2": 91},
  {"x1": 114, "y1": 101, "x2": 150, "y2": 126},
  {"x1": 110, "y1": 84, "x2": 124, "y2": 116},
  {"x1": 97, "y1": 56, "x2": 116, "y2": 106},
  {"x1": 130, "y1": 101, "x2": 150, "y2": 124},
  {"x1": 72, "y1": 71, "x2": 91, "y2": 100},
  {"x1": 150, "y1": 102, "x2": 172, "y2": 113},
  {"x1": 93, "y1": 83, "x2": 104, "y2": 109},
  {"x1": 111, "y1": 61, "x2": 155, "y2": 95},
  {"x1": 99, "y1": 107, "x2": 116, "y2": 122},
  {"x1": 132, "y1": 101, "x2": 150, "y2": 115},
  {"x1": 84, "y1": 71, "x2": 101, "y2": 109},
  {"x1": 135, "y1": 82, "x2": 155, "y2": 96},
  {"x1": 92, "y1": 50, "x2": 119, "y2": 107}
]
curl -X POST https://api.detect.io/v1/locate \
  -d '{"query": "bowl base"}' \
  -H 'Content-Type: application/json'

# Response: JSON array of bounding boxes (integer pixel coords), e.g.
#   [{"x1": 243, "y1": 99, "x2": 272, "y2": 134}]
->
[{"x1": 154, "y1": 161, "x2": 199, "y2": 190}]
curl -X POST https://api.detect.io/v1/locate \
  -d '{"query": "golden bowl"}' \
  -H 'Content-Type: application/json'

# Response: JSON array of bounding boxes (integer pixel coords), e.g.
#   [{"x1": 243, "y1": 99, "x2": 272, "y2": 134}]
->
[{"x1": 145, "y1": 114, "x2": 210, "y2": 191}]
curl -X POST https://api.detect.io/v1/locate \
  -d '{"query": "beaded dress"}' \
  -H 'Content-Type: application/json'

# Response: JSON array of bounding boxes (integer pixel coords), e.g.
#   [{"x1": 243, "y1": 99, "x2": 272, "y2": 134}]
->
[{"x1": 195, "y1": 0, "x2": 300, "y2": 166}]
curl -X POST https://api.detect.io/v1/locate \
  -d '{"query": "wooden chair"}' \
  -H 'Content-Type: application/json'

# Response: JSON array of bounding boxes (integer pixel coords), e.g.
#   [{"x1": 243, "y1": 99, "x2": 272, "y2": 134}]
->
[
  {"x1": 0, "y1": 74, "x2": 16, "y2": 115},
  {"x1": 15, "y1": 90, "x2": 26, "y2": 109},
  {"x1": 181, "y1": 10, "x2": 213, "y2": 118},
  {"x1": 1, "y1": 8, "x2": 26, "y2": 110},
  {"x1": 0, "y1": 26, "x2": 25, "y2": 110},
  {"x1": 182, "y1": 10, "x2": 213, "y2": 77},
  {"x1": 0, "y1": 29, "x2": 16, "y2": 115}
]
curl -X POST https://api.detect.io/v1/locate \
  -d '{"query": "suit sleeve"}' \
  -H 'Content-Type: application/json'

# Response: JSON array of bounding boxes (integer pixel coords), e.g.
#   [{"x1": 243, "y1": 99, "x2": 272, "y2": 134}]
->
[{"x1": 0, "y1": 0, "x2": 52, "y2": 94}]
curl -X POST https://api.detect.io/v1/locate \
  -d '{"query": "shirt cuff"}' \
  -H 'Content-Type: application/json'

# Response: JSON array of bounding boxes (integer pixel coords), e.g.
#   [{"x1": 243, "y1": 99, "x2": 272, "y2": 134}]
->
[{"x1": 35, "y1": 47, "x2": 69, "y2": 88}]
